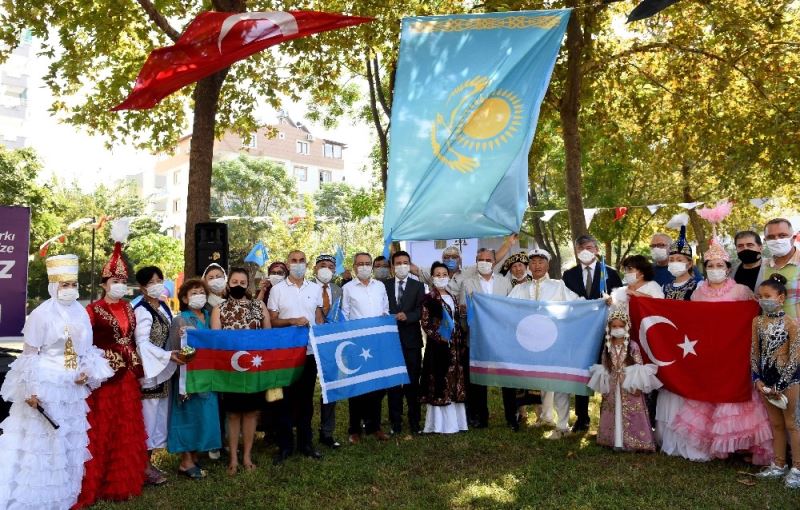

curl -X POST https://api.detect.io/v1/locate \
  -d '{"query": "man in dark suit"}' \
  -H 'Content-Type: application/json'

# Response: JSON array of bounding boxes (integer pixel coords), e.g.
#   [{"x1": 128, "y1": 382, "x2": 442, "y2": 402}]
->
[
  {"x1": 562, "y1": 234, "x2": 622, "y2": 433},
  {"x1": 383, "y1": 250, "x2": 425, "y2": 435},
  {"x1": 314, "y1": 254, "x2": 343, "y2": 448}
]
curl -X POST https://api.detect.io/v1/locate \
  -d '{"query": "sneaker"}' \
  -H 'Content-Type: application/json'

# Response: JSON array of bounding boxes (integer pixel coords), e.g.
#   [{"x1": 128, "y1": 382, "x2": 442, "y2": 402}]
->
[
  {"x1": 756, "y1": 463, "x2": 787, "y2": 479},
  {"x1": 208, "y1": 449, "x2": 221, "y2": 460},
  {"x1": 785, "y1": 467, "x2": 800, "y2": 489}
]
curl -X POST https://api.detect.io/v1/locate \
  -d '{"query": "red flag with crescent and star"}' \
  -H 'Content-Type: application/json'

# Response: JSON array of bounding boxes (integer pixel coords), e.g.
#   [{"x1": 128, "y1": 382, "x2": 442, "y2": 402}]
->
[
  {"x1": 113, "y1": 10, "x2": 372, "y2": 110},
  {"x1": 628, "y1": 296, "x2": 759, "y2": 403}
]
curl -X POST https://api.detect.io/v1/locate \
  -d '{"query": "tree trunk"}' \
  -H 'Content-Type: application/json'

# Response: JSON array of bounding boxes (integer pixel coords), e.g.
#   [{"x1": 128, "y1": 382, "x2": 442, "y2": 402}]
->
[
  {"x1": 183, "y1": 70, "x2": 230, "y2": 277},
  {"x1": 681, "y1": 162, "x2": 708, "y2": 256},
  {"x1": 559, "y1": 2, "x2": 587, "y2": 241}
]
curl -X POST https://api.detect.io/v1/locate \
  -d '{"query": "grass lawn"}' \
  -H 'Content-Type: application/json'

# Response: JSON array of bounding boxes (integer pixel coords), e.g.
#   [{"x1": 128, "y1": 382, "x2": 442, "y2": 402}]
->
[{"x1": 94, "y1": 389, "x2": 797, "y2": 510}]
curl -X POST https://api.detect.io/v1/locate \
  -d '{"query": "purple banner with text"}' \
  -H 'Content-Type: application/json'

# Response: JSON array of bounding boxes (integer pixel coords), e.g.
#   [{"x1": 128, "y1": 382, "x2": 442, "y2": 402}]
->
[{"x1": 0, "y1": 206, "x2": 30, "y2": 337}]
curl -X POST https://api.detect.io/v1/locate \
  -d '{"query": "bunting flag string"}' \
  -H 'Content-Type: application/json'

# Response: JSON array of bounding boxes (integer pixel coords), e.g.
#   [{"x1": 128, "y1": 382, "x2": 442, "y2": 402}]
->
[{"x1": 38, "y1": 216, "x2": 111, "y2": 258}]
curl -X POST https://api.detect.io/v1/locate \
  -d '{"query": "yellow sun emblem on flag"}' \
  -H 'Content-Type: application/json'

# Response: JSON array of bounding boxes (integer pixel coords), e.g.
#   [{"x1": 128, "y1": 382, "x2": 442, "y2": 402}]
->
[{"x1": 431, "y1": 76, "x2": 524, "y2": 173}]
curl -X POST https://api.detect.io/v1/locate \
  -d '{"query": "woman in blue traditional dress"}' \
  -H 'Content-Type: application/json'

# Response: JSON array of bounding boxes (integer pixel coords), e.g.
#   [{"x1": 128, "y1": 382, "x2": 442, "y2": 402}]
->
[{"x1": 166, "y1": 278, "x2": 222, "y2": 479}]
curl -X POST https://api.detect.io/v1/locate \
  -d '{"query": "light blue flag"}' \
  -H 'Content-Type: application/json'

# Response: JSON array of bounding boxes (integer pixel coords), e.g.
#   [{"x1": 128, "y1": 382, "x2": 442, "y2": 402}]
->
[
  {"x1": 325, "y1": 296, "x2": 345, "y2": 324},
  {"x1": 334, "y1": 245, "x2": 346, "y2": 275},
  {"x1": 310, "y1": 315, "x2": 410, "y2": 404},
  {"x1": 467, "y1": 292, "x2": 607, "y2": 396},
  {"x1": 244, "y1": 240, "x2": 268, "y2": 266},
  {"x1": 383, "y1": 10, "x2": 570, "y2": 242}
]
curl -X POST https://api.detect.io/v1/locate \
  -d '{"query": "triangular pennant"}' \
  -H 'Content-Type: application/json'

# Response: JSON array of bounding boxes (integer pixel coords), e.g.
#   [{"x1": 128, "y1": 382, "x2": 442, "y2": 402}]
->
[
  {"x1": 584, "y1": 208, "x2": 598, "y2": 229},
  {"x1": 646, "y1": 204, "x2": 665, "y2": 215},
  {"x1": 678, "y1": 202, "x2": 703, "y2": 210},
  {"x1": 627, "y1": 0, "x2": 682, "y2": 23},
  {"x1": 749, "y1": 198, "x2": 770, "y2": 209},
  {"x1": 614, "y1": 207, "x2": 628, "y2": 222},
  {"x1": 540, "y1": 210, "x2": 561, "y2": 223}
]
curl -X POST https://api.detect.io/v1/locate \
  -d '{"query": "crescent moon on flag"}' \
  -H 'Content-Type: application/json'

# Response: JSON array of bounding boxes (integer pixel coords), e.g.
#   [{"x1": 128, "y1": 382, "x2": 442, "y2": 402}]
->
[
  {"x1": 334, "y1": 341, "x2": 361, "y2": 375},
  {"x1": 638, "y1": 316, "x2": 676, "y2": 367},
  {"x1": 218, "y1": 12, "x2": 299, "y2": 53},
  {"x1": 231, "y1": 350, "x2": 251, "y2": 372}
]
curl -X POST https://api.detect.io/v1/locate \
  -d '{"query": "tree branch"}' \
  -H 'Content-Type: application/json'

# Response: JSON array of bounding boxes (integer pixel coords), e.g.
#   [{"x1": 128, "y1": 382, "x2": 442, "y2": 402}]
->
[
  {"x1": 371, "y1": 56, "x2": 391, "y2": 120},
  {"x1": 136, "y1": 0, "x2": 181, "y2": 42}
]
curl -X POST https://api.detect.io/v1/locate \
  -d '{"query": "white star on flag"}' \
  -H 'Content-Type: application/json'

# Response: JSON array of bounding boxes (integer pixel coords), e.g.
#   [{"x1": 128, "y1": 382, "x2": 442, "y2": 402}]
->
[
  {"x1": 678, "y1": 336, "x2": 698, "y2": 357},
  {"x1": 359, "y1": 348, "x2": 373, "y2": 361},
  {"x1": 251, "y1": 354, "x2": 264, "y2": 367}
]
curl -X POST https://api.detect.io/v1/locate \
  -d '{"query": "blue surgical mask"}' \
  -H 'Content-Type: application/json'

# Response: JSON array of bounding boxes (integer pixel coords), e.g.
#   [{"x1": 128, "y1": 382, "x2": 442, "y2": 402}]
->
[{"x1": 443, "y1": 259, "x2": 458, "y2": 271}]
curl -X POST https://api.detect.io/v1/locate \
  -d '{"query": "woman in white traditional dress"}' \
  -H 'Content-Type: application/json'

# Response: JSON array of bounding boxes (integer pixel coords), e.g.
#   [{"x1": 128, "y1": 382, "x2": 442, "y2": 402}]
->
[{"x1": 0, "y1": 254, "x2": 112, "y2": 510}]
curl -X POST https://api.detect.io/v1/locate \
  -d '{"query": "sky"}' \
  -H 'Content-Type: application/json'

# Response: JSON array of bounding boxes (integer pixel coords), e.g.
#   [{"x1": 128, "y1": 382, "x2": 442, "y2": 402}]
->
[{"x1": 24, "y1": 39, "x2": 376, "y2": 190}]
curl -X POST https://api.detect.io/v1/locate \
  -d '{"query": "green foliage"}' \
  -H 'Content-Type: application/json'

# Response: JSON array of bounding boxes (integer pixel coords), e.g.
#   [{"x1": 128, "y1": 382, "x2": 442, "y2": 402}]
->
[{"x1": 125, "y1": 233, "x2": 184, "y2": 279}]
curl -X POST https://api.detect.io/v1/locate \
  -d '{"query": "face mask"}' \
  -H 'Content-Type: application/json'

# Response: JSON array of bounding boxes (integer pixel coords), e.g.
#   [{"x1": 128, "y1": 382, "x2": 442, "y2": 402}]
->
[
  {"x1": 394, "y1": 264, "x2": 410, "y2": 279},
  {"x1": 207, "y1": 294, "x2": 224, "y2": 307},
  {"x1": 443, "y1": 258, "x2": 458, "y2": 271},
  {"x1": 228, "y1": 285, "x2": 247, "y2": 299},
  {"x1": 766, "y1": 238, "x2": 793, "y2": 258},
  {"x1": 356, "y1": 266, "x2": 373, "y2": 281},
  {"x1": 374, "y1": 267, "x2": 390, "y2": 280},
  {"x1": 609, "y1": 327, "x2": 627, "y2": 338},
  {"x1": 289, "y1": 263, "x2": 307, "y2": 279},
  {"x1": 316, "y1": 268, "x2": 333, "y2": 284},
  {"x1": 759, "y1": 299, "x2": 783, "y2": 314},
  {"x1": 623, "y1": 272, "x2": 638, "y2": 285},
  {"x1": 668, "y1": 262, "x2": 687, "y2": 277},
  {"x1": 433, "y1": 276, "x2": 450, "y2": 289},
  {"x1": 146, "y1": 282, "x2": 165, "y2": 299},
  {"x1": 651, "y1": 247, "x2": 668, "y2": 263},
  {"x1": 737, "y1": 249, "x2": 761, "y2": 265},
  {"x1": 477, "y1": 261, "x2": 493, "y2": 276},
  {"x1": 107, "y1": 283, "x2": 128, "y2": 300},
  {"x1": 577, "y1": 250, "x2": 595, "y2": 265},
  {"x1": 57, "y1": 287, "x2": 79, "y2": 304},
  {"x1": 208, "y1": 277, "x2": 226, "y2": 294},
  {"x1": 269, "y1": 274, "x2": 286, "y2": 286},
  {"x1": 188, "y1": 294, "x2": 207, "y2": 310},
  {"x1": 706, "y1": 269, "x2": 728, "y2": 284}
]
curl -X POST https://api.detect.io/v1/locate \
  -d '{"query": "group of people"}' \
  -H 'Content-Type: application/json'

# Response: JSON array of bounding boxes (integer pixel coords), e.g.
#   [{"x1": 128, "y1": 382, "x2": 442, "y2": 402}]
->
[{"x1": 1, "y1": 215, "x2": 799, "y2": 509}]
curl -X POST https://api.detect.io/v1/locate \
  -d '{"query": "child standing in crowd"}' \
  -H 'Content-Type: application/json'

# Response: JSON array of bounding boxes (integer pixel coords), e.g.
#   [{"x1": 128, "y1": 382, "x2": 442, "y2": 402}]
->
[
  {"x1": 752, "y1": 274, "x2": 800, "y2": 488},
  {"x1": 588, "y1": 308, "x2": 662, "y2": 452}
]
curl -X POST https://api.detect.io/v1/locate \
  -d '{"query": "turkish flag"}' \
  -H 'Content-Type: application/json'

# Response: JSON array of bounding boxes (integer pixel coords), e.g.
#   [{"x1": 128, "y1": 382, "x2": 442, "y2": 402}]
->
[
  {"x1": 628, "y1": 296, "x2": 759, "y2": 403},
  {"x1": 113, "y1": 11, "x2": 372, "y2": 110}
]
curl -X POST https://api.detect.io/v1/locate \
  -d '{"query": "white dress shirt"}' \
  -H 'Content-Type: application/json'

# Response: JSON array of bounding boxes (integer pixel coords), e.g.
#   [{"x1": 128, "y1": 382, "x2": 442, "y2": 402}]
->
[
  {"x1": 509, "y1": 275, "x2": 582, "y2": 302},
  {"x1": 478, "y1": 275, "x2": 494, "y2": 295},
  {"x1": 133, "y1": 302, "x2": 175, "y2": 388},
  {"x1": 267, "y1": 278, "x2": 322, "y2": 354},
  {"x1": 342, "y1": 278, "x2": 389, "y2": 320}
]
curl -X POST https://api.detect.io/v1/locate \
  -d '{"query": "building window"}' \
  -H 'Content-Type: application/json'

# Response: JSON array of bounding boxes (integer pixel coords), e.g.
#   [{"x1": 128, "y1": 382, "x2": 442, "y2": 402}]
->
[
  {"x1": 434, "y1": 240, "x2": 447, "y2": 250},
  {"x1": 278, "y1": 132, "x2": 285, "y2": 140},
  {"x1": 296, "y1": 140, "x2": 309, "y2": 155},
  {"x1": 323, "y1": 143, "x2": 342, "y2": 159},
  {"x1": 293, "y1": 166, "x2": 308, "y2": 181},
  {"x1": 173, "y1": 172, "x2": 179, "y2": 185},
  {"x1": 173, "y1": 200, "x2": 180, "y2": 212},
  {"x1": 319, "y1": 170, "x2": 332, "y2": 184}
]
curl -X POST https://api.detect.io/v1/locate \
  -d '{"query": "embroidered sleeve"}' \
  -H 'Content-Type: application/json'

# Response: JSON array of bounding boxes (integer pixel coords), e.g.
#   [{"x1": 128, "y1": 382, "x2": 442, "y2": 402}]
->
[
  {"x1": 631, "y1": 342, "x2": 644, "y2": 365},
  {"x1": 751, "y1": 318, "x2": 760, "y2": 379}
]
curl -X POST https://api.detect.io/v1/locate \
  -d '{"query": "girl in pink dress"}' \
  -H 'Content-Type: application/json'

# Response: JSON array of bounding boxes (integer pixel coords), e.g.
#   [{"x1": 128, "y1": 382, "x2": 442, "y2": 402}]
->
[
  {"x1": 588, "y1": 308, "x2": 662, "y2": 452},
  {"x1": 670, "y1": 242, "x2": 773, "y2": 464}
]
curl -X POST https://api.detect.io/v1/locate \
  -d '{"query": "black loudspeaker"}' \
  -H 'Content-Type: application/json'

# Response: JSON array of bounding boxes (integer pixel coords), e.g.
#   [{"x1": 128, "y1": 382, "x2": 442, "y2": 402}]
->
[{"x1": 195, "y1": 222, "x2": 229, "y2": 276}]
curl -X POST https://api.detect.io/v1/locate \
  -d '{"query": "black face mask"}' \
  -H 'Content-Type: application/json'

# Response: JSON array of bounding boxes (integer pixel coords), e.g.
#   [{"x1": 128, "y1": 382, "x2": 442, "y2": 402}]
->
[
  {"x1": 737, "y1": 249, "x2": 762, "y2": 265},
  {"x1": 228, "y1": 285, "x2": 247, "y2": 299}
]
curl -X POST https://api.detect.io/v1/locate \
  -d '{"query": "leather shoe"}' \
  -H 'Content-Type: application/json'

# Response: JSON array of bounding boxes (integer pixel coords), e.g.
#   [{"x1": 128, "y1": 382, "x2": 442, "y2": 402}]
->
[
  {"x1": 348, "y1": 433, "x2": 361, "y2": 445},
  {"x1": 372, "y1": 430, "x2": 390, "y2": 442},
  {"x1": 272, "y1": 449, "x2": 291, "y2": 466},
  {"x1": 571, "y1": 421, "x2": 589, "y2": 433},
  {"x1": 301, "y1": 447, "x2": 323, "y2": 460},
  {"x1": 319, "y1": 436, "x2": 341, "y2": 449}
]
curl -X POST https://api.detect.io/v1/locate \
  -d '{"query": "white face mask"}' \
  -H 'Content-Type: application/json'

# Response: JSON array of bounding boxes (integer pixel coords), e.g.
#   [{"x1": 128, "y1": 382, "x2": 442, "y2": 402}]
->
[
  {"x1": 668, "y1": 261, "x2": 687, "y2": 277},
  {"x1": 477, "y1": 261, "x2": 493, "y2": 275},
  {"x1": 290, "y1": 263, "x2": 307, "y2": 279},
  {"x1": 706, "y1": 268, "x2": 728, "y2": 284},
  {"x1": 316, "y1": 268, "x2": 333, "y2": 284},
  {"x1": 394, "y1": 264, "x2": 410, "y2": 279},
  {"x1": 651, "y1": 247, "x2": 668, "y2": 263},
  {"x1": 57, "y1": 287, "x2": 79, "y2": 304},
  {"x1": 188, "y1": 294, "x2": 207, "y2": 310},
  {"x1": 609, "y1": 327, "x2": 627, "y2": 338},
  {"x1": 146, "y1": 282, "x2": 165, "y2": 299},
  {"x1": 577, "y1": 249, "x2": 595, "y2": 265},
  {"x1": 433, "y1": 276, "x2": 450, "y2": 289},
  {"x1": 269, "y1": 274, "x2": 286, "y2": 286},
  {"x1": 356, "y1": 266, "x2": 373, "y2": 281},
  {"x1": 107, "y1": 283, "x2": 128, "y2": 299},
  {"x1": 207, "y1": 277, "x2": 226, "y2": 294},
  {"x1": 623, "y1": 272, "x2": 638, "y2": 285},
  {"x1": 374, "y1": 267, "x2": 391, "y2": 280},
  {"x1": 766, "y1": 238, "x2": 793, "y2": 257}
]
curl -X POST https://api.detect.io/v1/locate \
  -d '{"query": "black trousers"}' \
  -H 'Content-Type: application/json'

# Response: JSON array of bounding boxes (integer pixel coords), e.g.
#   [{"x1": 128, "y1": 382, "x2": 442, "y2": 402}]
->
[
  {"x1": 467, "y1": 383, "x2": 489, "y2": 426},
  {"x1": 279, "y1": 354, "x2": 317, "y2": 452},
  {"x1": 501, "y1": 387, "x2": 519, "y2": 426},
  {"x1": 319, "y1": 399, "x2": 336, "y2": 439},
  {"x1": 574, "y1": 394, "x2": 590, "y2": 426},
  {"x1": 348, "y1": 389, "x2": 384, "y2": 435},
  {"x1": 388, "y1": 347, "x2": 422, "y2": 433}
]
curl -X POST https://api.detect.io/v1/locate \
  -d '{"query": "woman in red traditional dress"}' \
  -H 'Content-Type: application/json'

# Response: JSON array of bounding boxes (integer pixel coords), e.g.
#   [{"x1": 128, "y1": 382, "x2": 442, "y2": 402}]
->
[{"x1": 74, "y1": 220, "x2": 148, "y2": 508}]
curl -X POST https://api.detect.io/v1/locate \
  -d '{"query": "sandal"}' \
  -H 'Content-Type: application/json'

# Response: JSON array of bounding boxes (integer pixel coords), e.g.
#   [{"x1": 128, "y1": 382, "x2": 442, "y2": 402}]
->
[{"x1": 178, "y1": 465, "x2": 207, "y2": 480}]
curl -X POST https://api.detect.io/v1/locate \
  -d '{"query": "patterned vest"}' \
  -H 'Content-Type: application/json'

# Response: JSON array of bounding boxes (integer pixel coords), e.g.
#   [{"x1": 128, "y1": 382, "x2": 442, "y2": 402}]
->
[
  {"x1": 88, "y1": 299, "x2": 143, "y2": 381},
  {"x1": 135, "y1": 300, "x2": 173, "y2": 399}
]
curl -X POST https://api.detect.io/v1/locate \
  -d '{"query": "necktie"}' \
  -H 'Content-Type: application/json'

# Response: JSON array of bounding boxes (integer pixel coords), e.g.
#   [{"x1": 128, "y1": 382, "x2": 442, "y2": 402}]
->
[
  {"x1": 322, "y1": 283, "x2": 330, "y2": 315},
  {"x1": 584, "y1": 266, "x2": 593, "y2": 297},
  {"x1": 397, "y1": 279, "x2": 405, "y2": 308}
]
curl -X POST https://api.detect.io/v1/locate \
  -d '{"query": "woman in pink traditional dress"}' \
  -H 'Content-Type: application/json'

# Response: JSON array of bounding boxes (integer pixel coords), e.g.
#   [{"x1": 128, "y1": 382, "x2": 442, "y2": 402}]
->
[
  {"x1": 588, "y1": 308, "x2": 662, "y2": 452},
  {"x1": 669, "y1": 241, "x2": 773, "y2": 464}
]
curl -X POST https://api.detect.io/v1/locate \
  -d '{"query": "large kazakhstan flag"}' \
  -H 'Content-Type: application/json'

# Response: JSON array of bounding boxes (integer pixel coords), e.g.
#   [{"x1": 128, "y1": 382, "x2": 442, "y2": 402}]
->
[{"x1": 383, "y1": 10, "x2": 570, "y2": 242}]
